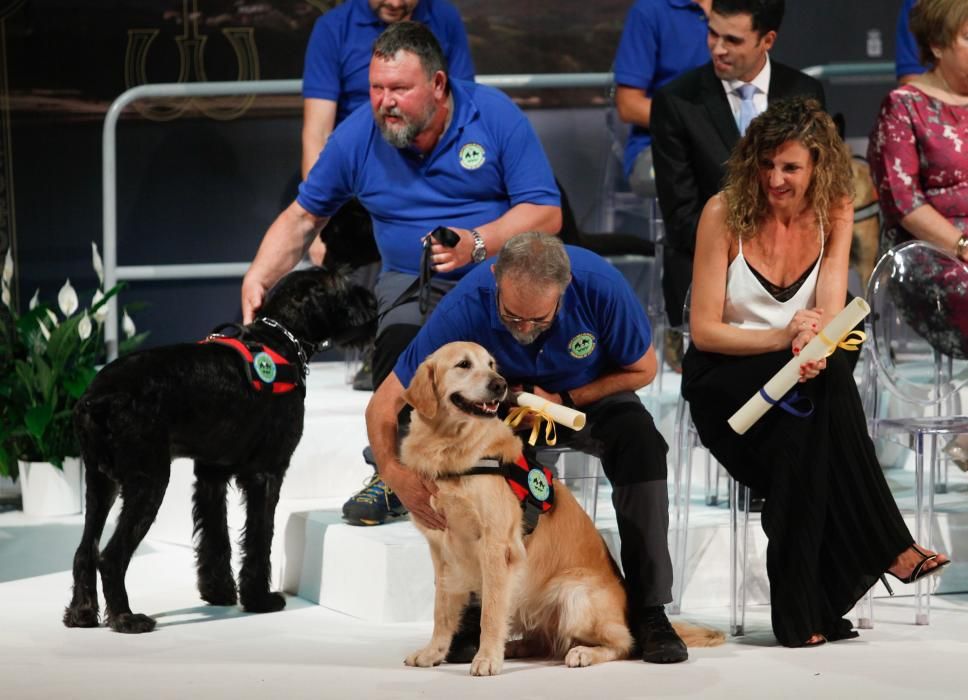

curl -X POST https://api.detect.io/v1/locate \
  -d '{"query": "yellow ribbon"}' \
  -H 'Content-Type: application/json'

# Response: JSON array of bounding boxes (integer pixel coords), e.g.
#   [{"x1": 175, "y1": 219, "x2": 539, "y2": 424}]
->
[
  {"x1": 504, "y1": 404, "x2": 558, "y2": 447},
  {"x1": 817, "y1": 329, "x2": 867, "y2": 358}
]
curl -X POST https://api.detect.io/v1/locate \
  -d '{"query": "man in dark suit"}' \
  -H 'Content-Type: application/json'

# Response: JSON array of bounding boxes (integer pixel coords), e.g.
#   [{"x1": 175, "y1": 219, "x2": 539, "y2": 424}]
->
[{"x1": 651, "y1": 0, "x2": 825, "y2": 335}]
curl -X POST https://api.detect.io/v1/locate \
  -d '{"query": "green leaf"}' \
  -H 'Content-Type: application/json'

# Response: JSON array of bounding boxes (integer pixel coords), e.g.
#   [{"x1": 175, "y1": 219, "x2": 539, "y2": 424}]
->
[
  {"x1": 24, "y1": 404, "x2": 54, "y2": 440},
  {"x1": 63, "y1": 366, "x2": 97, "y2": 399},
  {"x1": 47, "y1": 315, "x2": 83, "y2": 372},
  {"x1": 119, "y1": 330, "x2": 150, "y2": 356}
]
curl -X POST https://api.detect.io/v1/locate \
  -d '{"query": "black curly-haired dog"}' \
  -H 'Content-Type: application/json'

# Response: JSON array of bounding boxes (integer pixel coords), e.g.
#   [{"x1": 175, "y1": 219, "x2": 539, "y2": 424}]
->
[{"x1": 63, "y1": 267, "x2": 375, "y2": 633}]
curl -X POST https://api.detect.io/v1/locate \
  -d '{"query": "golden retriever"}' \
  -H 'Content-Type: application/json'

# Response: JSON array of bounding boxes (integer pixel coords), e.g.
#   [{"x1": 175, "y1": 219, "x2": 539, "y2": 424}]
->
[{"x1": 399, "y1": 341, "x2": 723, "y2": 676}]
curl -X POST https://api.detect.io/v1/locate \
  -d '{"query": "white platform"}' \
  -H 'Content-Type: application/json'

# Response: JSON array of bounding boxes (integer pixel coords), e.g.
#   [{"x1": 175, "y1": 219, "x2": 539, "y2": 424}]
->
[{"x1": 2, "y1": 515, "x2": 967, "y2": 700}]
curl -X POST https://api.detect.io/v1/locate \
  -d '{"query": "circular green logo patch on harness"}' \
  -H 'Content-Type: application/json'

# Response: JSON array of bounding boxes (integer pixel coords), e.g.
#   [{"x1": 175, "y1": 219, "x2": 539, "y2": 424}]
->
[{"x1": 253, "y1": 352, "x2": 277, "y2": 383}]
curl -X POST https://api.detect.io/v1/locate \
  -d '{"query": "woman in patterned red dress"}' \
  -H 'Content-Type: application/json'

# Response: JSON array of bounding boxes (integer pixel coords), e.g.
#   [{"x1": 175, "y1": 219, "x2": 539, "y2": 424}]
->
[{"x1": 867, "y1": 0, "x2": 968, "y2": 467}]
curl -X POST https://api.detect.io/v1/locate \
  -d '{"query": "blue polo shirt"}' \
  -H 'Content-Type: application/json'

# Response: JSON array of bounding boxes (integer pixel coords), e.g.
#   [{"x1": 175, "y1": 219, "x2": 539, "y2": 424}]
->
[
  {"x1": 613, "y1": 0, "x2": 709, "y2": 178},
  {"x1": 394, "y1": 246, "x2": 653, "y2": 393},
  {"x1": 297, "y1": 78, "x2": 560, "y2": 278},
  {"x1": 303, "y1": 0, "x2": 476, "y2": 125},
  {"x1": 895, "y1": 0, "x2": 925, "y2": 80}
]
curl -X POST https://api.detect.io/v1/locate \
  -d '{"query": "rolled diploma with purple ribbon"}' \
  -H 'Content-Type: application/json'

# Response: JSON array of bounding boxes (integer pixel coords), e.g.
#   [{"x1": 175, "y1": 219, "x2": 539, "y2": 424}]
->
[
  {"x1": 727, "y1": 296, "x2": 870, "y2": 435},
  {"x1": 516, "y1": 392, "x2": 587, "y2": 430}
]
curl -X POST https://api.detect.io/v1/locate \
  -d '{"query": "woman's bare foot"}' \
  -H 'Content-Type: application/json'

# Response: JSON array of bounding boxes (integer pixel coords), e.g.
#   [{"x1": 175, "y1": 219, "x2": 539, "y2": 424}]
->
[
  {"x1": 802, "y1": 633, "x2": 826, "y2": 646},
  {"x1": 888, "y1": 544, "x2": 950, "y2": 581}
]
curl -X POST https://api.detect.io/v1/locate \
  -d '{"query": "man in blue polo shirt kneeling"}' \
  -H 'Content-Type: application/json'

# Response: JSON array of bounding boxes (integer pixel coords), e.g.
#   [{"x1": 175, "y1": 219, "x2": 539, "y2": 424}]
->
[
  {"x1": 242, "y1": 22, "x2": 561, "y2": 526},
  {"x1": 365, "y1": 233, "x2": 687, "y2": 664}
]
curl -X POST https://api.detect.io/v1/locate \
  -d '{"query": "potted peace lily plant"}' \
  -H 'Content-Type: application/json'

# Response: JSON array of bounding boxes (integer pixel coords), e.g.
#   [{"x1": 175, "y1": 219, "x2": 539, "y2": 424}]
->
[{"x1": 0, "y1": 243, "x2": 147, "y2": 515}]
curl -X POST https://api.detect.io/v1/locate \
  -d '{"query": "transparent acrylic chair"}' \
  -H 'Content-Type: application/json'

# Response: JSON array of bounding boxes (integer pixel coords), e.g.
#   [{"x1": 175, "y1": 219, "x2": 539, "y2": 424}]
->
[
  {"x1": 534, "y1": 447, "x2": 602, "y2": 522},
  {"x1": 600, "y1": 99, "x2": 668, "y2": 392},
  {"x1": 865, "y1": 240, "x2": 968, "y2": 625}
]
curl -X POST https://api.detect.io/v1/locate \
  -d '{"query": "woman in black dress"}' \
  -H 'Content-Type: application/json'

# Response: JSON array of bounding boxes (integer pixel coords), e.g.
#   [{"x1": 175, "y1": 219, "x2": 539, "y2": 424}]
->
[{"x1": 682, "y1": 97, "x2": 949, "y2": 647}]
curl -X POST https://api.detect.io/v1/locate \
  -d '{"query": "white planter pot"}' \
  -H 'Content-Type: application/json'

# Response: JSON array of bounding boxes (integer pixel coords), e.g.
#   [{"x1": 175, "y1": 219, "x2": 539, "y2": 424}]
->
[{"x1": 18, "y1": 457, "x2": 84, "y2": 517}]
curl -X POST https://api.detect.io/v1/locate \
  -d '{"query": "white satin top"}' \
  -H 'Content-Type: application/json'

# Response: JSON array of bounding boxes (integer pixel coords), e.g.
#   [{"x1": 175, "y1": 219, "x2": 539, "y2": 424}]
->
[{"x1": 722, "y1": 227, "x2": 824, "y2": 330}]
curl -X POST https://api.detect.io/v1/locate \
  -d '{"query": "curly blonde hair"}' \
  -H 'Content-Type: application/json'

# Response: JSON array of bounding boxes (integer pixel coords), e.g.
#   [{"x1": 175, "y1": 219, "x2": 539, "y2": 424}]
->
[{"x1": 722, "y1": 97, "x2": 854, "y2": 241}]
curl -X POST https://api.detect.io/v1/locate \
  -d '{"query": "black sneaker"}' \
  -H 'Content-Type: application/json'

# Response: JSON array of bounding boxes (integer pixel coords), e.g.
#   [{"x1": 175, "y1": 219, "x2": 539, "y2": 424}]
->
[
  {"x1": 638, "y1": 606, "x2": 688, "y2": 663},
  {"x1": 341, "y1": 474, "x2": 408, "y2": 526}
]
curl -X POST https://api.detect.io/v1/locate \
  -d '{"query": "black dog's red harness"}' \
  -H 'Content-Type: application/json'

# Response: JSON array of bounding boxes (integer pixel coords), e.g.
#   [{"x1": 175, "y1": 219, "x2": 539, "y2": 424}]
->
[
  {"x1": 457, "y1": 455, "x2": 555, "y2": 535},
  {"x1": 201, "y1": 336, "x2": 300, "y2": 393},
  {"x1": 200, "y1": 318, "x2": 321, "y2": 394}
]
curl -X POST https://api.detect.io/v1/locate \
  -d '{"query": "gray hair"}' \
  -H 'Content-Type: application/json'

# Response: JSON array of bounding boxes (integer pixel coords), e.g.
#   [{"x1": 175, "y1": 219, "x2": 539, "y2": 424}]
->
[
  {"x1": 372, "y1": 21, "x2": 448, "y2": 82},
  {"x1": 493, "y1": 233, "x2": 571, "y2": 291}
]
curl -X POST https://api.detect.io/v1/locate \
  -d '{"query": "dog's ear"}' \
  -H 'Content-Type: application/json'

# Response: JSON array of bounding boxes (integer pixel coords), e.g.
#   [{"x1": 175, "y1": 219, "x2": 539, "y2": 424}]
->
[{"x1": 402, "y1": 361, "x2": 439, "y2": 419}]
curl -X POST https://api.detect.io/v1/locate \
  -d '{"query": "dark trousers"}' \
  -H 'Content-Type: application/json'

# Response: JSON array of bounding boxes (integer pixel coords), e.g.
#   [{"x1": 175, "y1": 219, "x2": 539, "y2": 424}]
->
[{"x1": 524, "y1": 391, "x2": 672, "y2": 629}]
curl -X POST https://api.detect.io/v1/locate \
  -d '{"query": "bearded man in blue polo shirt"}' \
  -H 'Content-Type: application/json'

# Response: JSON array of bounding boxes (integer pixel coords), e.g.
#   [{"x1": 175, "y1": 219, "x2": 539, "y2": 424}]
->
[
  {"x1": 365, "y1": 233, "x2": 687, "y2": 664},
  {"x1": 242, "y1": 21, "x2": 561, "y2": 524},
  {"x1": 301, "y1": 0, "x2": 475, "y2": 178}
]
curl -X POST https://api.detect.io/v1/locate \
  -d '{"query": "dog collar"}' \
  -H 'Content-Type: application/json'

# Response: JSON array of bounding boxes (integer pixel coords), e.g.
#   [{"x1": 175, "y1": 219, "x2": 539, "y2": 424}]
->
[
  {"x1": 457, "y1": 455, "x2": 555, "y2": 535},
  {"x1": 200, "y1": 335, "x2": 301, "y2": 394}
]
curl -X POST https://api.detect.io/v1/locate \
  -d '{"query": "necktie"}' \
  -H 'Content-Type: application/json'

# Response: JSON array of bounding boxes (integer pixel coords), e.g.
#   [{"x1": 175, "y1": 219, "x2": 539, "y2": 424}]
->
[{"x1": 736, "y1": 83, "x2": 758, "y2": 136}]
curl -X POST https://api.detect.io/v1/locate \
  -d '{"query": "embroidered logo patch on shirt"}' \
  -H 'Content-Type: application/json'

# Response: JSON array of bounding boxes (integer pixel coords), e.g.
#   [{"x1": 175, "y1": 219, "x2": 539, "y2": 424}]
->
[
  {"x1": 458, "y1": 142, "x2": 485, "y2": 170},
  {"x1": 568, "y1": 332, "x2": 596, "y2": 359}
]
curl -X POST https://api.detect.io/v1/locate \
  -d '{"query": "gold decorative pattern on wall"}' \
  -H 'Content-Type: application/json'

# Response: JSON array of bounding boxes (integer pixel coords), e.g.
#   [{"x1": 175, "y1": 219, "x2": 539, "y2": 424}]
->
[{"x1": 124, "y1": 0, "x2": 260, "y2": 122}]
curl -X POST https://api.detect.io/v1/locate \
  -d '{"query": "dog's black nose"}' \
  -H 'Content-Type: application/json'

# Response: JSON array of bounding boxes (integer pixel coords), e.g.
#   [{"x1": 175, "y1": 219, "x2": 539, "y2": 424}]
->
[{"x1": 489, "y1": 376, "x2": 507, "y2": 397}]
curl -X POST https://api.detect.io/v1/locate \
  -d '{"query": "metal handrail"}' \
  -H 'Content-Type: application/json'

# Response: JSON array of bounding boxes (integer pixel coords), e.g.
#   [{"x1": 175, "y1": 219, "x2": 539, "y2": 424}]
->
[{"x1": 102, "y1": 62, "x2": 897, "y2": 358}]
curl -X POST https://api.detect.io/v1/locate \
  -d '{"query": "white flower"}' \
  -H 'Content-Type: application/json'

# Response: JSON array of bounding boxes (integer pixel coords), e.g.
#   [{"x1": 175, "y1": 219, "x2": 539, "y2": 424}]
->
[
  {"x1": 58, "y1": 279, "x2": 79, "y2": 317},
  {"x1": 2, "y1": 249, "x2": 12, "y2": 283},
  {"x1": 91, "y1": 241, "x2": 104, "y2": 285},
  {"x1": 1, "y1": 284, "x2": 9, "y2": 308},
  {"x1": 37, "y1": 318, "x2": 50, "y2": 341},
  {"x1": 122, "y1": 310, "x2": 136, "y2": 339},
  {"x1": 91, "y1": 288, "x2": 107, "y2": 323},
  {"x1": 78, "y1": 311, "x2": 92, "y2": 341},
  {"x1": 29, "y1": 289, "x2": 39, "y2": 310},
  {"x1": 46, "y1": 308, "x2": 59, "y2": 327}
]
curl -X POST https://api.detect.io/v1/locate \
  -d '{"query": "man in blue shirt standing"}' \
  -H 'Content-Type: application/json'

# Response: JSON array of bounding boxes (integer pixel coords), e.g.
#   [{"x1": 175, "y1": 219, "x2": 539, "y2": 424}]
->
[
  {"x1": 366, "y1": 233, "x2": 687, "y2": 664},
  {"x1": 895, "y1": 0, "x2": 925, "y2": 83},
  {"x1": 243, "y1": 22, "x2": 561, "y2": 525},
  {"x1": 612, "y1": 0, "x2": 711, "y2": 195}
]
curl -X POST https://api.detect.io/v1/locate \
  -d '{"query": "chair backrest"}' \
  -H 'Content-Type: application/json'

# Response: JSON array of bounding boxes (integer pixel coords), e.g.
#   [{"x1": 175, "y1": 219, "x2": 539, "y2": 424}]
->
[{"x1": 866, "y1": 240, "x2": 968, "y2": 408}]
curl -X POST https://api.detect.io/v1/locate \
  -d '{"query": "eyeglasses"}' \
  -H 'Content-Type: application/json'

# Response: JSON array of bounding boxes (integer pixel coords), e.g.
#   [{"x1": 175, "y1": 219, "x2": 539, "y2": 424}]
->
[{"x1": 496, "y1": 289, "x2": 560, "y2": 329}]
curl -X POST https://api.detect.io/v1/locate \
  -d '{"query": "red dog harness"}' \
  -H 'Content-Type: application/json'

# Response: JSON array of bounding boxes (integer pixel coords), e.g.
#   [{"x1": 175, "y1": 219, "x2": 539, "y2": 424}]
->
[
  {"x1": 201, "y1": 336, "x2": 300, "y2": 394},
  {"x1": 458, "y1": 454, "x2": 555, "y2": 534}
]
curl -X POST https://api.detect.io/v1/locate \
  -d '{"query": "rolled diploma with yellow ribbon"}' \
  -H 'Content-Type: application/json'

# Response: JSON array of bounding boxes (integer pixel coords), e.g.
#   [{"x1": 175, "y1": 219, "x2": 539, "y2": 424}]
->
[
  {"x1": 727, "y1": 296, "x2": 870, "y2": 435},
  {"x1": 516, "y1": 392, "x2": 587, "y2": 430}
]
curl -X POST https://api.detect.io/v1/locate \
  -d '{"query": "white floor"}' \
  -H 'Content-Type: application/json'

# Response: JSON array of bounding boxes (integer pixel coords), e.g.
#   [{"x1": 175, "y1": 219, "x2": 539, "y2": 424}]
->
[
  {"x1": 3, "y1": 362, "x2": 968, "y2": 699},
  {"x1": 1, "y1": 519, "x2": 966, "y2": 700}
]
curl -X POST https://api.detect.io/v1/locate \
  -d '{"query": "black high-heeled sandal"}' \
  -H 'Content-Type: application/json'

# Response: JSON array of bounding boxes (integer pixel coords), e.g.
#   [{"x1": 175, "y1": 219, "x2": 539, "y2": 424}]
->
[{"x1": 881, "y1": 544, "x2": 951, "y2": 595}]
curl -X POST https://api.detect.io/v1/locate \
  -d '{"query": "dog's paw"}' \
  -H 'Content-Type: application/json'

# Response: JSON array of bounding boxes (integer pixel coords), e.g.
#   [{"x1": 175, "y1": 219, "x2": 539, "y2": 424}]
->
[
  {"x1": 63, "y1": 605, "x2": 99, "y2": 628},
  {"x1": 199, "y1": 581, "x2": 238, "y2": 607},
  {"x1": 404, "y1": 645, "x2": 447, "y2": 668},
  {"x1": 109, "y1": 612, "x2": 157, "y2": 634},
  {"x1": 565, "y1": 646, "x2": 597, "y2": 668},
  {"x1": 469, "y1": 653, "x2": 503, "y2": 676},
  {"x1": 240, "y1": 591, "x2": 286, "y2": 613}
]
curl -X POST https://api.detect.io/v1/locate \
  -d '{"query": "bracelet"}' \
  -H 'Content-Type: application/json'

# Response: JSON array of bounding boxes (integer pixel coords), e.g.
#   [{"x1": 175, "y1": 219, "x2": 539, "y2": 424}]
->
[
  {"x1": 559, "y1": 389, "x2": 577, "y2": 408},
  {"x1": 957, "y1": 234, "x2": 968, "y2": 260}
]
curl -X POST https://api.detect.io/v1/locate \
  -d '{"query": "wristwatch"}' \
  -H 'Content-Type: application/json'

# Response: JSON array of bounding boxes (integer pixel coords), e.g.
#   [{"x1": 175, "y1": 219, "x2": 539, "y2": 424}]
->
[{"x1": 470, "y1": 229, "x2": 487, "y2": 263}]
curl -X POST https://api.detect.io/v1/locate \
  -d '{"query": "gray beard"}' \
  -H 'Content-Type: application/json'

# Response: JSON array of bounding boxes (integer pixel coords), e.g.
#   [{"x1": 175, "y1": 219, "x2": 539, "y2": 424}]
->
[
  {"x1": 507, "y1": 325, "x2": 545, "y2": 345},
  {"x1": 378, "y1": 119, "x2": 421, "y2": 148},
  {"x1": 377, "y1": 103, "x2": 436, "y2": 148}
]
